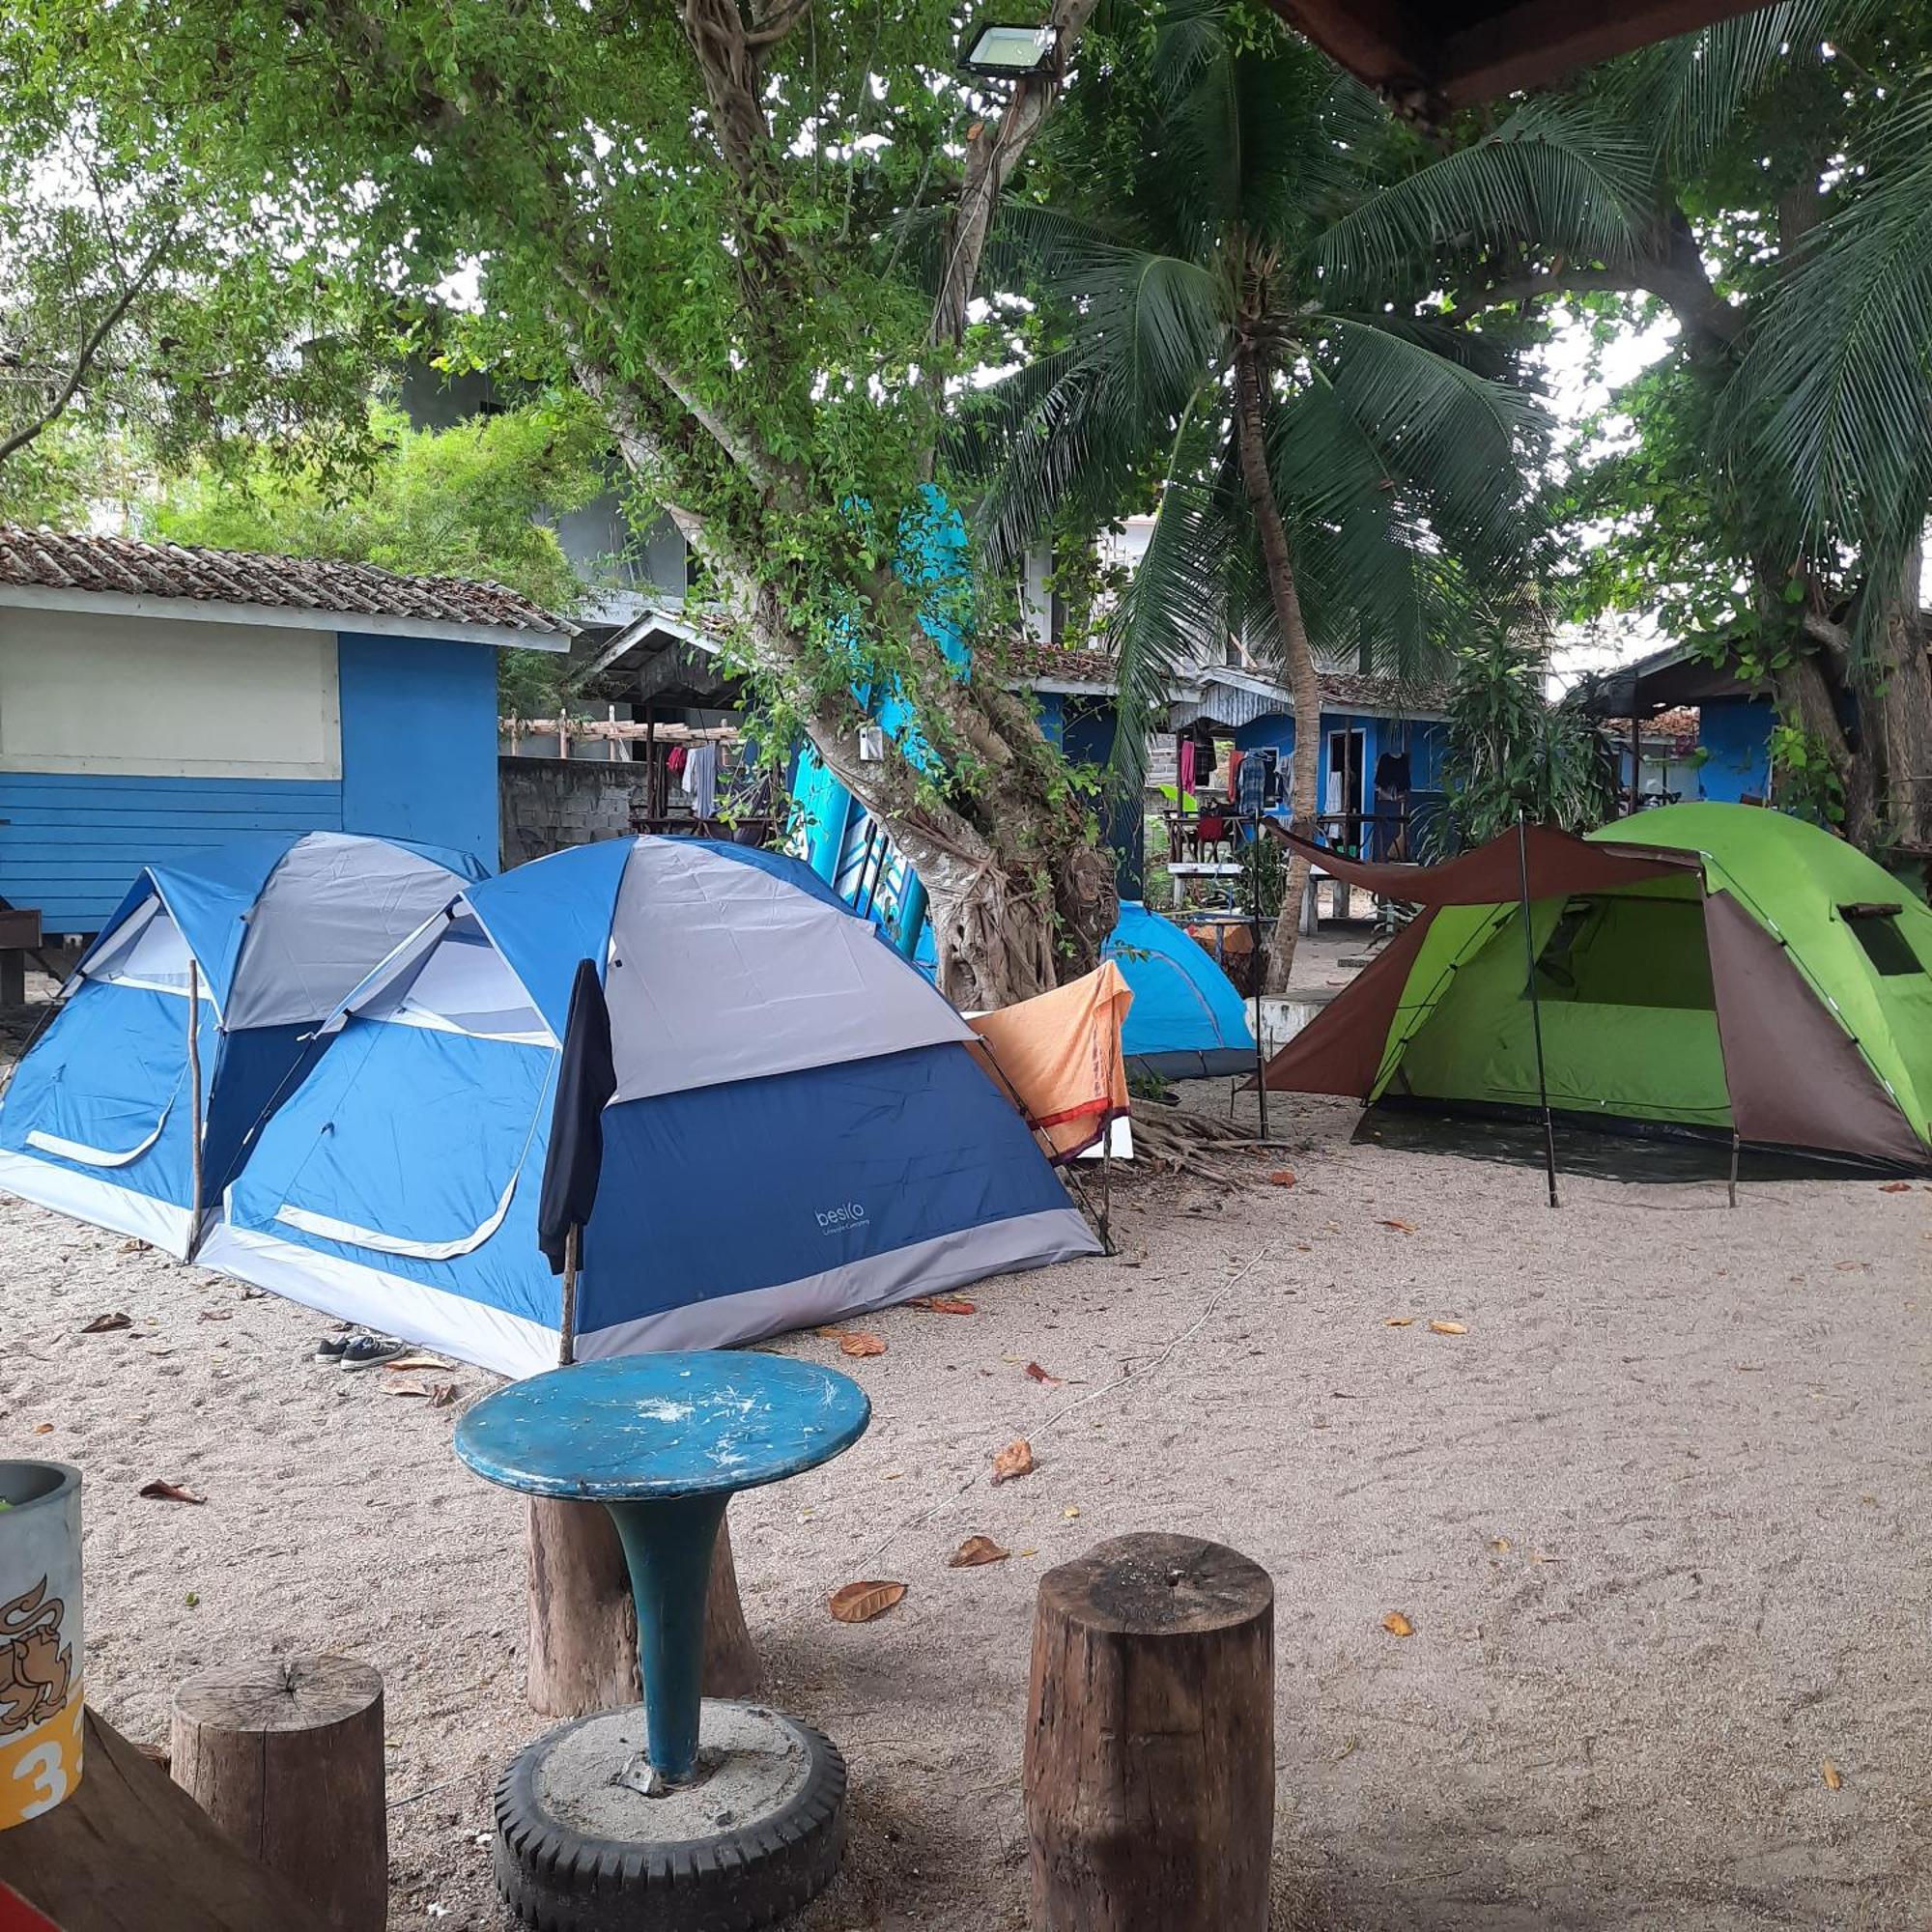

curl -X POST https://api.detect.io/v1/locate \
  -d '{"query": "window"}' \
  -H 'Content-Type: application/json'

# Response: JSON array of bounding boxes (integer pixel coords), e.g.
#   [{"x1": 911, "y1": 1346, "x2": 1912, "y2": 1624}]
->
[{"x1": 1840, "y1": 904, "x2": 1924, "y2": 978}]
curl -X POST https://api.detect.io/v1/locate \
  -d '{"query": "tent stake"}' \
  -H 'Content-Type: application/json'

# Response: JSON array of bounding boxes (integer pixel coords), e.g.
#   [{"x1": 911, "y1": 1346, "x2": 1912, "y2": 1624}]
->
[
  {"x1": 186, "y1": 958, "x2": 205, "y2": 1254},
  {"x1": 558, "y1": 1223, "x2": 580, "y2": 1366},
  {"x1": 1516, "y1": 812, "x2": 1559, "y2": 1209},
  {"x1": 1727, "y1": 1131, "x2": 1740, "y2": 1209}
]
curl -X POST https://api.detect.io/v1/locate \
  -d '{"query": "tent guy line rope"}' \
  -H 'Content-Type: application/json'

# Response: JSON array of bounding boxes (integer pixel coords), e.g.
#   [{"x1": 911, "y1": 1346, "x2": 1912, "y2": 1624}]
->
[
  {"x1": 1037, "y1": 1240, "x2": 1274, "y2": 1435},
  {"x1": 866, "y1": 1239, "x2": 1274, "y2": 1566}
]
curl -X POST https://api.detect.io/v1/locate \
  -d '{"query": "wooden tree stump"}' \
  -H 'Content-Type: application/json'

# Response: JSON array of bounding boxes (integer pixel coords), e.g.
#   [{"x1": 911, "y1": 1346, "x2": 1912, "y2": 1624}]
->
[
  {"x1": 525, "y1": 1496, "x2": 760, "y2": 1718},
  {"x1": 1024, "y1": 1532, "x2": 1274, "y2": 1932},
  {"x1": 170, "y1": 1655, "x2": 385, "y2": 1932}
]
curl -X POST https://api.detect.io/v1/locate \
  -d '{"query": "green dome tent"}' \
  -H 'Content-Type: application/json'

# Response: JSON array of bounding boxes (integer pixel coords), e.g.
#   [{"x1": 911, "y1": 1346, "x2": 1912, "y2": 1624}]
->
[{"x1": 1259, "y1": 804, "x2": 1932, "y2": 1172}]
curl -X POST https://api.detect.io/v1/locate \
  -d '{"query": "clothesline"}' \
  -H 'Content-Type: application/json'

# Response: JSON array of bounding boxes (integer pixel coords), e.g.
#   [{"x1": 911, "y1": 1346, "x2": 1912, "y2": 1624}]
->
[{"x1": 500, "y1": 718, "x2": 740, "y2": 744}]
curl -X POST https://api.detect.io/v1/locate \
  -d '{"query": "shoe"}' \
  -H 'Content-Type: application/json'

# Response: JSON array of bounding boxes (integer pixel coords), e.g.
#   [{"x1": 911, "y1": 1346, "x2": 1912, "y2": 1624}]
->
[
  {"x1": 315, "y1": 1332, "x2": 354, "y2": 1361},
  {"x1": 340, "y1": 1336, "x2": 408, "y2": 1371}
]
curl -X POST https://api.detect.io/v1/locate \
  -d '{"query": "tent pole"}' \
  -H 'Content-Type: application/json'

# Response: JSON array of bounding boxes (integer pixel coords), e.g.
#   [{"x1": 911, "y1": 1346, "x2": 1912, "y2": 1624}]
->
[
  {"x1": 186, "y1": 959, "x2": 205, "y2": 1255},
  {"x1": 1516, "y1": 811, "x2": 1559, "y2": 1209},
  {"x1": 1727, "y1": 1131, "x2": 1740, "y2": 1210},
  {"x1": 1249, "y1": 809, "x2": 1270, "y2": 1143},
  {"x1": 558, "y1": 1224, "x2": 580, "y2": 1366}
]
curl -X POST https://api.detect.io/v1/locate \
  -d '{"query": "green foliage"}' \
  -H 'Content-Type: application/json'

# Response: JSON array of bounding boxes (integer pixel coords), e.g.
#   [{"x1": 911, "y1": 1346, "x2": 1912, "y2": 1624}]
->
[
  {"x1": 963, "y1": 9, "x2": 1548, "y2": 784},
  {"x1": 1768, "y1": 722, "x2": 1849, "y2": 828},
  {"x1": 1236, "y1": 828, "x2": 1288, "y2": 923},
  {"x1": 154, "y1": 396, "x2": 611, "y2": 712},
  {"x1": 1429, "y1": 623, "x2": 1623, "y2": 855}
]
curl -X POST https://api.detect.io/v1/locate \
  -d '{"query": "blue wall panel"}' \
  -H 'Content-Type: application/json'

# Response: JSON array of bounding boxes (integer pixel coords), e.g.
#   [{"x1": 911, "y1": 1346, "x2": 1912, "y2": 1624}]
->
[
  {"x1": 1692, "y1": 698, "x2": 1772, "y2": 804},
  {"x1": 337, "y1": 632, "x2": 500, "y2": 868},
  {"x1": 0, "y1": 773, "x2": 343, "y2": 931}
]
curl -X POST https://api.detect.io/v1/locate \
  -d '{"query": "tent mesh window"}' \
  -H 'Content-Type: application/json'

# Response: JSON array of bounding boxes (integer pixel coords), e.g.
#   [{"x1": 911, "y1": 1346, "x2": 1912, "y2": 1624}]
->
[
  {"x1": 1839, "y1": 904, "x2": 1922, "y2": 978},
  {"x1": 1529, "y1": 896, "x2": 1715, "y2": 1009}
]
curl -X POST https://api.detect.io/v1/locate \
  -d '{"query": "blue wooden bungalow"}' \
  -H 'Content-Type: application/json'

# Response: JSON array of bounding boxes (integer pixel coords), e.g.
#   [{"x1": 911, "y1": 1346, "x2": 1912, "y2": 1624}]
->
[
  {"x1": 1168, "y1": 664, "x2": 1450, "y2": 860},
  {"x1": 0, "y1": 526, "x2": 572, "y2": 938}
]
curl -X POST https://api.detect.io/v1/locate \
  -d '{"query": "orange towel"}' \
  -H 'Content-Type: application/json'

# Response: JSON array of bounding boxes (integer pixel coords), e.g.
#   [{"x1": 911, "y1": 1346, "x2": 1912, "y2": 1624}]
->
[{"x1": 968, "y1": 961, "x2": 1133, "y2": 1163}]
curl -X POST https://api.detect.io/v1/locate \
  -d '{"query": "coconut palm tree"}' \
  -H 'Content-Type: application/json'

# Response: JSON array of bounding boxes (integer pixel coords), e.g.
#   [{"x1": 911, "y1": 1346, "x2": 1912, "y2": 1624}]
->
[{"x1": 962, "y1": 4, "x2": 1637, "y2": 985}]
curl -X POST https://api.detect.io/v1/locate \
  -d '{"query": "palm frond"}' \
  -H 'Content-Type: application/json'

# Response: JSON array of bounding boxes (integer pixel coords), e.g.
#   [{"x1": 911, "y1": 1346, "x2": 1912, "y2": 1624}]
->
[
  {"x1": 1609, "y1": 0, "x2": 1878, "y2": 175},
  {"x1": 1315, "y1": 94, "x2": 1653, "y2": 298},
  {"x1": 1719, "y1": 86, "x2": 1932, "y2": 580}
]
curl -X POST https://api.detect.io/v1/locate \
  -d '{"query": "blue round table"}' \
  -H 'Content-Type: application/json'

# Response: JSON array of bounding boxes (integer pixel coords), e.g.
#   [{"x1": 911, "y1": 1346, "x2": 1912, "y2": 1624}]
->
[{"x1": 456, "y1": 1351, "x2": 869, "y2": 1786}]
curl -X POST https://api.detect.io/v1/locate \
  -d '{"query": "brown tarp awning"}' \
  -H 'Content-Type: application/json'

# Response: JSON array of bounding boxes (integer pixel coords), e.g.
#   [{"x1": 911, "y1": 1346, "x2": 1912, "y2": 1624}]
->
[
  {"x1": 1255, "y1": 907, "x2": 1438, "y2": 1094},
  {"x1": 1262, "y1": 820, "x2": 1697, "y2": 905}
]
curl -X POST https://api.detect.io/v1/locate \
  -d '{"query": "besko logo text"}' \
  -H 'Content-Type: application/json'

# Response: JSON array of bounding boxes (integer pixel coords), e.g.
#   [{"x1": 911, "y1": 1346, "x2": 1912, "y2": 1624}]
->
[{"x1": 816, "y1": 1201, "x2": 868, "y2": 1234}]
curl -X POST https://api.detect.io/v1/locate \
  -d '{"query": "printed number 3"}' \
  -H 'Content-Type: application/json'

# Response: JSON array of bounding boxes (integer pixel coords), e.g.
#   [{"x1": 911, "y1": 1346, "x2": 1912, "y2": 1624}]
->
[{"x1": 14, "y1": 1740, "x2": 68, "y2": 1818}]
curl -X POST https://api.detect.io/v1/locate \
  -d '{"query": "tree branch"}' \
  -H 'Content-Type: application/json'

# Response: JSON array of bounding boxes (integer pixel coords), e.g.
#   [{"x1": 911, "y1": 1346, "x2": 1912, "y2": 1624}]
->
[
  {"x1": 927, "y1": 0, "x2": 1104, "y2": 354},
  {"x1": 0, "y1": 219, "x2": 177, "y2": 469}
]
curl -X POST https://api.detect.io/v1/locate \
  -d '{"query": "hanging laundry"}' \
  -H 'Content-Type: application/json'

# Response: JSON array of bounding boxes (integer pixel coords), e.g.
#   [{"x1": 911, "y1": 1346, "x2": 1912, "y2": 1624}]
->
[
  {"x1": 666, "y1": 744, "x2": 688, "y2": 778},
  {"x1": 686, "y1": 739, "x2": 719, "y2": 817},
  {"x1": 1178, "y1": 735, "x2": 1196, "y2": 805}
]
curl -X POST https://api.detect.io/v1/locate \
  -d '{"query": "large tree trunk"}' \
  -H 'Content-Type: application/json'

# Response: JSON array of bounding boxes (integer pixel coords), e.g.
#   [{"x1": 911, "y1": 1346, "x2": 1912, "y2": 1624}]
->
[
  {"x1": 1232, "y1": 339, "x2": 1321, "y2": 996},
  {"x1": 1860, "y1": 536, "x2": 1932, "y2": 851}
]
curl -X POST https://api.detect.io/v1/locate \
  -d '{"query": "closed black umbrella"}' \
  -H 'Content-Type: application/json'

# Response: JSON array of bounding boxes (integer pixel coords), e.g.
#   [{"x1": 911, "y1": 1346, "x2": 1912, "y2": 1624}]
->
[{"x1": 537, "y1": 957, "x2": 617, "y2": 1360}]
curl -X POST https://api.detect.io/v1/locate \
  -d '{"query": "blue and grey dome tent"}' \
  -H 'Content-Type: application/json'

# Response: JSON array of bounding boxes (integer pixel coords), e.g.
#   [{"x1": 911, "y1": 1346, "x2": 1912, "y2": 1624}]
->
[
  {"x1": 0, "y1": 832, "x2": 483, "y2": 1257},
  {"x1": 1104, "y1": 902, "x2": 1256, "y2": 1080},
  {"x1": 197, "y1": 837, "x2": 1099, "y2": 1378}
]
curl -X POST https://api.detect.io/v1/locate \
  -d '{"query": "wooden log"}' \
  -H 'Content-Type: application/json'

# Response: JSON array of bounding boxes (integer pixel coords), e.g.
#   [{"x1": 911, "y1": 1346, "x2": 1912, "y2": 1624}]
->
[
  {"x1": 1024, "y1": 1532, "x2": 1274, "y2": 1932},
  {"x1": 0, "y1": 1707, "x2": 334, "y2": 1932},
  {"x1": 170, "y1": 1656, "x2": 385, "y2": 1932},
  {"x1": 525, "y1": 1498, "x2": 760, "y2": 1718}
]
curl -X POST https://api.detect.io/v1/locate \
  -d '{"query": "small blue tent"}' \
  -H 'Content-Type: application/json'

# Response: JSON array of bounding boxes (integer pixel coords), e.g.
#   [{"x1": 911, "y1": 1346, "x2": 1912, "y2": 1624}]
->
[
  {"x1": 0, "y1": 832, "x2": 482, "y2": 1257},
  {"x1": 1105, "y1": 902, "x2": 1256, "y2": 1079},
  {"x1": 198, "y1": 837, "x2": 1099, "y2": 1378}
]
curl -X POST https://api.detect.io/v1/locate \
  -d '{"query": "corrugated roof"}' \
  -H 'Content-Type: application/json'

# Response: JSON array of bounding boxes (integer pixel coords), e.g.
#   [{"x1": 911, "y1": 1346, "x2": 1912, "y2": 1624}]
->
[
  {"x1": 1171, "y1": 665, "x2": 1449, "y2": 727},
  {"x1": 0, "y1": 525, "x2": 577, "y2": 639}
]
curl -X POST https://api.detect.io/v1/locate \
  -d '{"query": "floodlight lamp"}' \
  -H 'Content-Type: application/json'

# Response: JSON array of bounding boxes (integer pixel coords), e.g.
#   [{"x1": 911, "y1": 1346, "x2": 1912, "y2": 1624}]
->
[{"x1": 960, "y1": 19, "x2": 1056, "y2": 79}]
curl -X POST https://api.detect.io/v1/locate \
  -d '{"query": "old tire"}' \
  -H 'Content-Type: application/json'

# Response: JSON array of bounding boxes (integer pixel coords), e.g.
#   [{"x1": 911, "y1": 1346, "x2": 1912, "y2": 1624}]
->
[{"x1": 494, "y1": 1700, "x2": 846, "y2": 1932}]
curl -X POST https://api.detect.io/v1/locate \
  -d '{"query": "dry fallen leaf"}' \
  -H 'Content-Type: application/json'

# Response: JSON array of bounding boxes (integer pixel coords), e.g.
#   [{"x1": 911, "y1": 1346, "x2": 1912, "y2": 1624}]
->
[
  {"x1": 429, "y1": 1383, "x2": 460, "y2": 1408},
  {"x1": 1269, "y1": 1170, "x2": 1296, "y2": 1188},
  {"x1": 385, "y1": 1354, "x2": 448, "y2": 1372},
  {"x1": 1428, "y1": 1320, "x2": 1468, "y2": 1336},
  {"x1": 1024, "y1": 1360, "x2": 1064, "y2": 1386},
  {"x1": 1491, "y1": 1537, "x2": 1512, "y2": 1552},
  {"x1": 385, "y1": 1383, "x2": 430, "y2": 1399},
  {"x1": 1529, "y1": 1550, "x2": 1564, "y2": 1564},
  {"x1": 118, "y1": 1237, "x2": 151, "y2": 1255},
  {"x1": 1380, "y1": 1218, "x2": 1417, "y2": 1235},
  {"x1": 838, "y1": 1332, "x2": 887, "y2": 1358},
  {"x1": 1383, "y1": 1317, "x2": 1415, "y2": 1328},
  {"x1": 138, "y1": 1480, "x2": 205, "y2": 1505},
  {"x1": 30, "y1": 1423, "x2": 53, "y2": 1436},
  {"x1": 1820, "y1": 1758, "x2": 1844, "y2": 1791},
  {"x1": 828, "y1": 1579, "x2": 907, "y2": 1624},
  {"x1": 1381, "y1": 1610, "x2": 1415, "y2": 1638},
  {"x1": 81, "y1": 1312, "x2": 131, "y2": 1334},
  {"x1": 911, "y1": 1294, "x2": 977, "y2": 1316},
  {"x1": 196, "y1": 1309, "x2": 233, "y2": 1322},
  {"x1": 1878, "y1": 1181, "x2": 1913, "y2": 1194},
  {"x1": 947, "y1": 1535, "x2": 1009, "y2": 1569},
  {"x1": 991, "y1": 1438, "x2": 1036, "y2": 1485}
]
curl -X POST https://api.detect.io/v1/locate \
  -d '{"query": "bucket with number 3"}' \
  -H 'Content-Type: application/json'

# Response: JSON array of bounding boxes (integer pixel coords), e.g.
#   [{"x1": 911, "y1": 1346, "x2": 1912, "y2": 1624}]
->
[{"x1": 0, "y1": 1463, "x2": 82, "y2": 1829}]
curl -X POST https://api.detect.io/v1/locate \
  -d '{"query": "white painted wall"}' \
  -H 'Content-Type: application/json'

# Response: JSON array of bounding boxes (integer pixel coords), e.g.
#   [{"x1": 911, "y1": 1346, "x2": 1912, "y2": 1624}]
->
[{"x1": 0, "y1": 608, "x2": 342, "y2": 779}]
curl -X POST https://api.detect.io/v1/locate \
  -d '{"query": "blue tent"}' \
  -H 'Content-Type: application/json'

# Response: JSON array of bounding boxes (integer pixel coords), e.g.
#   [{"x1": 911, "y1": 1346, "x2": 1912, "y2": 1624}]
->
[
  {"x1": 1104, "y1": 902, "x2": 1256, "y2": 1080},
  {"x1": 0, "y1": 833, "x2": 482, "y2": 1257},
  {"x1": 198, "y1": 838, "x2": 1099, "y2": 1378}
]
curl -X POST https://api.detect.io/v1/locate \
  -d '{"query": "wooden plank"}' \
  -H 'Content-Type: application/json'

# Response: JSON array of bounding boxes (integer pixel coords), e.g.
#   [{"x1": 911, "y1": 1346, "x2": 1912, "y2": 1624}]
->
[
  {"x1": 1264, "y1": 0, "x2": 1759, "y2": 106},
  {"x1": 0, "y1": 1708, "x2": 338, "y2": 1932},
  {"x1": 0, "y1": 907, "x2": 43, "y2": 949}
]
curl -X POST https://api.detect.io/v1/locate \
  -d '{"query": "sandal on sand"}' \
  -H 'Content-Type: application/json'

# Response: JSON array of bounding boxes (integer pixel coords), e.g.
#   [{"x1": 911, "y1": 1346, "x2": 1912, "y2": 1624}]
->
[{"x1": 340, "y1": 1336, "x2": 408, "y2": 1371}]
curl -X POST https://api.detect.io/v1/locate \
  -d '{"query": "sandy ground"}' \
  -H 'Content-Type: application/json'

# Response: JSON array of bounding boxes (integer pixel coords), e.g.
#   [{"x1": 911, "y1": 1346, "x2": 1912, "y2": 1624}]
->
[{"x1": 2, "y1": 952, "x2": 1929, "y2": 1929}]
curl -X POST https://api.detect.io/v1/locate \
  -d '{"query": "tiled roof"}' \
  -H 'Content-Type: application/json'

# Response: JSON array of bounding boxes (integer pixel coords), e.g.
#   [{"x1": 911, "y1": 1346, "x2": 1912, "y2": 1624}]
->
[
  {"x1": 1005, "y1": 637, "x2": 1118, "y2": 688},
  {"x1": 0, "y1": 525, "x2": 576, "y2": 638},
  {"x1": 1316, "y1": 670, "x2": 1450, "y2": 714}
]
